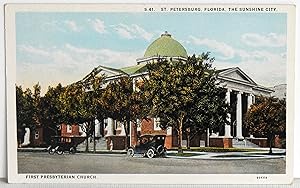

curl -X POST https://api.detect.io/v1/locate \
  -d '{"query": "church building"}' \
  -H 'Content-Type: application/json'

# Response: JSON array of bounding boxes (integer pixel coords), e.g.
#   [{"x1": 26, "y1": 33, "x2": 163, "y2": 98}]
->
[{"x1": 84, "y1": 32, "x2": 274, "y2": 149}]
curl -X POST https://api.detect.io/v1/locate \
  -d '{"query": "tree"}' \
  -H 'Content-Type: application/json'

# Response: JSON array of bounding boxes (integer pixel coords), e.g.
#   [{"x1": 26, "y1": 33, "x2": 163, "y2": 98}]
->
[
  {"x1": 58, "y1": 72, "x2": 106, "y2": 152},
  {"x1": 144, "y1": 53, "x2": 229, "y2": 153},
  {"x1": 16, "y1": 84, "x2": 44, "y2": 146},
  {"x1": 102, "y1": 77, "x2": 133, "y2": 149},
  {"x1": 58, "y1": 82, "x2": 93, "y2": 152},
  {"x1": 185, "y1": 78, "x2": 229, "y2": 148},
  {"x1": 84, "y1": 71, "x2": 106, "y2": 152},
  {"x1": 244, "y1": 96, "x2": 286, "y2": 154},
  {"x1": 16, "y1": 86, "x2": 34, "y2": 146},
  {"x1": 40, "y1": 84, "x2": 65, "y2": 144}
]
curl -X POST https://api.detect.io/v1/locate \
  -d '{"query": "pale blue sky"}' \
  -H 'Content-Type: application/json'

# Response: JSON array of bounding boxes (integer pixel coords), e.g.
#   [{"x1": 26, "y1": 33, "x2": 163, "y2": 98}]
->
[{"x1": 16, "y1": 12, "x2": 287, "y2": 92}]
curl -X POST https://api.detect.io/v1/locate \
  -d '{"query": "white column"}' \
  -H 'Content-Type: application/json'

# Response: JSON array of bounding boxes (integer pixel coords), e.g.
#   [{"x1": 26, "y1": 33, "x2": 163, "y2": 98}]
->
[
  {"x1": 247, "y1": 94, "x2": 253, "y2": 109},
  {"x1": 106, "y1": 118, "x2": 114, "y2": 136},
  {"x1": 167, "y1": 127, "x2": 172, "y2": 135},
  {"x1": 236, "y1": 91, "x2": 243, "y2": 139},
  {"x1": 94, "y1": 119, "x2": 100, "y2": 137},
  {"x1": 224, "y1": 89, "x2": 232, "y2": 137},
  {"x1": 120, "y1": 123, "x2": 126, "y2": 136},
  {"x1": 21, "y1": 127, "x2": 31, "y2": 146}
]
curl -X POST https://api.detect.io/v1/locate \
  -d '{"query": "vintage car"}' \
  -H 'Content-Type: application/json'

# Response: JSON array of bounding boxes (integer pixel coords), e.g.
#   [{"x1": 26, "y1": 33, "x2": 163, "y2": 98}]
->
[
  {"x1": 47, "y1": 136, "x2": 85, "y2": 155},
  {"x1": 127, "y1": 134, "x2": 167, "y2": 158}
]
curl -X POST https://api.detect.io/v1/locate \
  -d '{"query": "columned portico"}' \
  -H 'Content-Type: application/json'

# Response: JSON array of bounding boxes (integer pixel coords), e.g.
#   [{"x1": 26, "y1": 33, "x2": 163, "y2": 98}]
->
[
  {"x1": 224, "y1": 89, "x2": 232, "y2": 138},
  {"x1": 236, "y1": 91, "x2": 243, "y2": 139}
]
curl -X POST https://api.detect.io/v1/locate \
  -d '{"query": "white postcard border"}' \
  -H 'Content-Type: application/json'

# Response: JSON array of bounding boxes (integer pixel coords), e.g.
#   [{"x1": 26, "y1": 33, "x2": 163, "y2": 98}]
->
[{"x1": 5, "y1": 3, "x2": 295, "y2": 184}]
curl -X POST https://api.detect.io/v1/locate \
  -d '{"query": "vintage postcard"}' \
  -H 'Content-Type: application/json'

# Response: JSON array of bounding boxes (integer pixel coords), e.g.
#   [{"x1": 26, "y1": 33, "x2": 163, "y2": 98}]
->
[{"x1": 5, "y1": 3, "x2": 295, "y2": 184}]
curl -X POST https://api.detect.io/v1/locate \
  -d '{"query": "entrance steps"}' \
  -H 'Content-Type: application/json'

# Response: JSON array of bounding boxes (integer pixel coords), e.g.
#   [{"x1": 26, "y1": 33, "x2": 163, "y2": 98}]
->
[
  {"x1": 76, "y1": 137, "x2": 107, "y2": 152},
  {"x1": 232, "y1": 138, "x2": 260, "y2": 148}
]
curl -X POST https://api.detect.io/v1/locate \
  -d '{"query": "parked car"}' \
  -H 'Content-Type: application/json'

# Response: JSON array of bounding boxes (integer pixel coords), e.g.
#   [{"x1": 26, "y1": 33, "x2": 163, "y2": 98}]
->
[
  {"x1": 127, "y1": 134, "x2": 167, "y2": 158},
  {"x1": 47, "y1": 136, "x2": 85, "y2": 155}
]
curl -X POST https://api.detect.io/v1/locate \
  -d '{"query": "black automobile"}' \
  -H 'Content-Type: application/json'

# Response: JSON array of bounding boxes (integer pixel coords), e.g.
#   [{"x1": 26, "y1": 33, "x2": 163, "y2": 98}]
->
[
  {"x1": 47, "y1": 136, "x2": 85, "y2": 155},
  {"x1": 127, "y1": 134, "x2": 167, "y2": 158}
]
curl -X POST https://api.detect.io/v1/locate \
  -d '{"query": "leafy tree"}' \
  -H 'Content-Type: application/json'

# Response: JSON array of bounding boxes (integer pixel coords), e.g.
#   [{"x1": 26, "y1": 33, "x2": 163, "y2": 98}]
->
[
  {"x1": 40, "y1": 84, "x2": 65, "y2": 144},
  {"x1": 16, "y1": 84, "x2": 44, "y2": 146},
  {"x1": 16, "y1": 86, "x2": 34, "y2": 146},
  {"x1": 58, "y1": 72, "x2": 105, "y2": 152},
  {"x1": 185, "y1": 76, "x2": 229, "y2": 148},
  {"x1": 83, "y1": 71, "x2": 106, "y2": 152},
  {"x1": 244, "y1": 96, "x2": 286, "y2": 154},
  {"x1": 32, "y1": 84, "x2": 42, "y2": 127},
  {"x1": 101, "y1": 77, "x2": 133, "y2": 149},
  {"x1": 145, "y1": 53, "x2": 229, "y2": 153}
]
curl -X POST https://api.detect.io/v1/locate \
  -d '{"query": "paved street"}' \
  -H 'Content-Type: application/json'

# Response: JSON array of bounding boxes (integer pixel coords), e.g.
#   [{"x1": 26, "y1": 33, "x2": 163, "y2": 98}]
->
[{"x1": 18, "y1": 152, "x2": 285, "y2": 174}]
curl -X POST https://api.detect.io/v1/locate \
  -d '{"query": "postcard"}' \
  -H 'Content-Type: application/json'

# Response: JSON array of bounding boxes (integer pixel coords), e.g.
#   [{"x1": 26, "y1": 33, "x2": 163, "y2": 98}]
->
[{"x1": 5, "y1": 3, "x2": 295, "y2": 184}]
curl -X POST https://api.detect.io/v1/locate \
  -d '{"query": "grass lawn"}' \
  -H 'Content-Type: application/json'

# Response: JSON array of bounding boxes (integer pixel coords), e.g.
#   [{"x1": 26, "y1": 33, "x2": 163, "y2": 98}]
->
[
  {"x1": 167, "y1": 152, "x2": 202, "y2": 157},
  {"x1": 169, "y1": 147, "x2": 261, "y2": 152}
]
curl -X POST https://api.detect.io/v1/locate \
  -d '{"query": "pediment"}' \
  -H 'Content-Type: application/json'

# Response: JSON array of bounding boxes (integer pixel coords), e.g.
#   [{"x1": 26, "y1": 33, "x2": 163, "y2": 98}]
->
[
  {"x1": 218, "y1": 67, "x2": 256, "y2": 85},
  {"x1": 95, "y1": 65, "x2": 125, "y2": 78},
  {"x1": 100, "y1": 69, "x2": 123, "y2": 77},
  {"x1": 81, "y1": 65, "x2": 126, "y2": 83}
]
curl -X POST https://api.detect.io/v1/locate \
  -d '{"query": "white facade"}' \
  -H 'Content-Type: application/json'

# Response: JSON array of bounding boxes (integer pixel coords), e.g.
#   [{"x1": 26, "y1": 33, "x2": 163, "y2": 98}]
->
[{"x1": 217, "y1": 67, "x2": 273, "y2": 138}]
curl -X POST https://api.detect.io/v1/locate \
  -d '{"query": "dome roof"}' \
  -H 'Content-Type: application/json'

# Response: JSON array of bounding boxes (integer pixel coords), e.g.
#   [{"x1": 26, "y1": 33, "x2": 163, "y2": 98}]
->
[{"x1": 144, "y1": 32, "x2": 188, "y2": 58}]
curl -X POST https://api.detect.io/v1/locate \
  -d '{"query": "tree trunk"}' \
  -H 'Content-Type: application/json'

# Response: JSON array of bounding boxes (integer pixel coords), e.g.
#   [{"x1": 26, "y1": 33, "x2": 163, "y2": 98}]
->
[
  {"x1": 124, "y1": 121, "x2": 128, "y2": 150},
  {"x1": 85, "y1": 135, "x2": 89, "y2": 152},
  {"x1": 85, "y1": 122, "x2": 90, "y2": 152},
  {"x1": 93, "y1": 120, "x2": 96, "y2": 153},
  {"x1": 206, "y1": 128, "x2": 210, "y2": 147},
  {"x1": 269, "y1": 135, "x2": 273, "y2": 154},
  {"x1": 186, "y1": 131, "x2": 190, "y2": 150},
  {"x1": 177, "y1": 115, "x2": 184, "y2": 154},
  {"x1": 124, "y1": 119, "x2": 130, "y2": 150}
]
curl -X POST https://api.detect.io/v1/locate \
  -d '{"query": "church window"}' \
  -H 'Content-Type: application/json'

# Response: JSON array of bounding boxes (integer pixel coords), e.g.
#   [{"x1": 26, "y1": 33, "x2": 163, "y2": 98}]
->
[
  {"x1": 67, "y1": 124, "x2": 72, "y2": 133},
  {"x1": 35, "y1": 131, "x2": 39, "y2": 139},
  {"x1": 154, "y1": 117, "x2": 161, "y2": 130}
]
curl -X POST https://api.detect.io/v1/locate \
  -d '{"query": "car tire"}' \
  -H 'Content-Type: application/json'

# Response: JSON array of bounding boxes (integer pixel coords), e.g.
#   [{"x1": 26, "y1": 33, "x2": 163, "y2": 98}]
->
[
  {"x1": 69, "y1": 147, "x2": 76, "y2": 154},
  {"x1": 127, "y1": 148, "x2": 134, "y2": 157},
  {"x1": 56, "y1": 147, "x2": 64, "y2": 155},
  {"x1": 48, "y1": 147, "x2": 55, "y2": 155},
  {"x1": 157, "y1": 145, "x2": 164, "y2": 156},
  {"x1": 146, "y1": 148, "x2": 155, "y2": 158}
]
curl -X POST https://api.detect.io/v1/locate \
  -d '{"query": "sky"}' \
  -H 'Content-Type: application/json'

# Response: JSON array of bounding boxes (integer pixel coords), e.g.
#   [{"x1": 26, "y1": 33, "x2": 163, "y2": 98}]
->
[{"x1": 15, "y1": 12, "x2": 287, "y2": 93}]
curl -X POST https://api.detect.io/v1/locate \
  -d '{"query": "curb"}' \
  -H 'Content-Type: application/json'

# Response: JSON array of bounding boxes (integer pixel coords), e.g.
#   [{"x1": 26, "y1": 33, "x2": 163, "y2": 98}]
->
[
  {"x1": 18, "y1": 148, "x2": 47, "y2": 152},
  {"x1": 165, "y1": 155, "x2": 286, "y2": 160},
  {"x1": 17, "y1": 148, "x2": 126, "y2": 154}
]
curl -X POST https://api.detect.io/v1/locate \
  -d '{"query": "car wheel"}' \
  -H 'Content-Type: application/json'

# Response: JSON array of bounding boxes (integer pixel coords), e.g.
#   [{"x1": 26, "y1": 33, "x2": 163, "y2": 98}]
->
[
  {"x1": 56, "y1": 147, "x2": 64, "y2": 155},
  {"x1": 127, "y1": 148, "x2": 134, "y2": 157},
  {"x1": 48, "y1": 148, "x2": 55, "y2": 155},
  {"x1": 69, "y1": 147, "x2": 76, "y2": 154},
  {"x1": 157, "y1": 145, "x2": 164, "y2": 156},
  {"x1": 162, "y1": 147, "x2": 167, "y2": 157},
  {"x1": 146, "y1": 148, "x2": 155, "y2": 158}
]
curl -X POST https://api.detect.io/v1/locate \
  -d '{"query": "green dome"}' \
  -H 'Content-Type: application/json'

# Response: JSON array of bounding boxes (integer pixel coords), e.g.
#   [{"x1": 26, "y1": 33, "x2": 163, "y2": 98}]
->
[{"x1": 144, "y1": 32, "x2": 188, "y2": 58}]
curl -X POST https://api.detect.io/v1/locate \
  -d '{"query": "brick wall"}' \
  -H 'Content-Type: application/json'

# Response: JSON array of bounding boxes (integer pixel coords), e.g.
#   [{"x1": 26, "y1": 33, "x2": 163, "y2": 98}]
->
[
  {"x1": 209, "y1": 137, "x2": 233, "y2": 148},
  {"x1": 140, "y1": 118, "x2": 167, "y2": 135},
  {"x1": 248, "y1": 138, "x2": 268, "y2": 147},
  {"x1": 60, "y1": 123, "x2": 80, "y2": 137},
  {"x1": 129, "y1": 118, "x2": 173, "y2": 149},
  {"x1": 30, "y1": 127, "x2": 45, "y2": 147},
  {"x1": 106, "y1": 136, "x2": 126, "y2": 150}
]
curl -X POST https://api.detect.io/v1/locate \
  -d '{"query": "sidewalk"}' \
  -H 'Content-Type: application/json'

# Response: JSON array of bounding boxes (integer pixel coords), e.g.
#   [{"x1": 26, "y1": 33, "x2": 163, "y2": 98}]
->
[
  {"x1": 166, "y1": 149, "x2": 286, "y2": 160},
  {"x1": 17, "y1": 147, "x2": 286, "y2": 160},
  {"x1": 17, "y1": 147, "x2": 126, "y2": 154}
]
